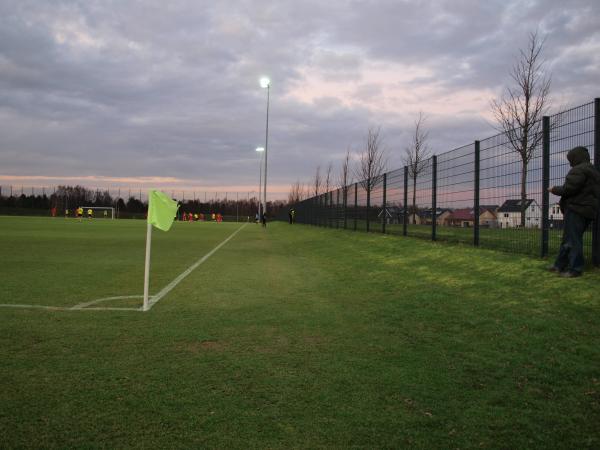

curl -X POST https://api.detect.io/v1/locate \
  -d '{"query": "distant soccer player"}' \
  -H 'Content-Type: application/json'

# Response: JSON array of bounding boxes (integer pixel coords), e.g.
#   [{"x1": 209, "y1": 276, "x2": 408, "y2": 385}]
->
[
  {"x1": 103, "y1": 210, "x2": 108, "y2": 219},
  {"x1": 77, "y1": 207, "x2": 83, "y2": 222},
  {"x1": 65, "y1": 208, "x2": 69, "y2": 219},
  {"x1": 87, "y1": 208, "x2": 93, "y2": 219}
]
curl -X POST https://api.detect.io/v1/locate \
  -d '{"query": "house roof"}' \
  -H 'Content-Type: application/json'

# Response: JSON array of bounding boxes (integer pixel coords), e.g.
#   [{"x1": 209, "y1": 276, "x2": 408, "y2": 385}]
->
[
  {"x1": 497, "y1": 199, "x2": 536, "y2": 213},
  {"x1": 447, "y1": 206, "x2": 497, "y2": 221},
  {"x1": 448, "y1": 208, "x2": 475, "y2": 221},
  {"x1": 480, "y1": 204, "x2": 499, "y2": 212}
]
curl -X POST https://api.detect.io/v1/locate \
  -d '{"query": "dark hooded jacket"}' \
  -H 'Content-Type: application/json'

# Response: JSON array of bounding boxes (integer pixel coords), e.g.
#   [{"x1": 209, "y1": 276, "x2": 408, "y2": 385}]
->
[{"x1": 551, "y1": 146, "x2": 600, "y2": 219}]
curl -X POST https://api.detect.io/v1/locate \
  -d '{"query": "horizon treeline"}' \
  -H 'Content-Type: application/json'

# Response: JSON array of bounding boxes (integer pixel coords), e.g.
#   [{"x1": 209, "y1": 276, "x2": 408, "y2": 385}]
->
[{"x1": 0, "y1": 185, "x2": 287, "y2": 218}]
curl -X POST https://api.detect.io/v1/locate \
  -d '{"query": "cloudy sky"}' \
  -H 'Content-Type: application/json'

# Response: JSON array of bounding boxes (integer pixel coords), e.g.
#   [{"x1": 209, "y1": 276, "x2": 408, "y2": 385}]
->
[{"x1": 0, "y1": 0, "x2": 598, "y2": 198}]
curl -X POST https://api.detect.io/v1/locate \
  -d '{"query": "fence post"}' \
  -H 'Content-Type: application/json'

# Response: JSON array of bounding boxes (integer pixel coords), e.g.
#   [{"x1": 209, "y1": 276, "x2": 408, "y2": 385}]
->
[
  {"x1": 432, "y1": 155, "x2": 437, "y2": 241},
  {"x1": 324, "y1": 192, "x2": 328, "y2": 228},
  {"x1": 541, "y1": 116, "x2": 551, "y2": 258},
  {"x1": 320, "y1": 194, "x2": 324, "y2": 227},
  {"x1": 336, "y1": 189, "x2": 340, "y2": 229},
  {"x1": 403, "y1": 166, "x2": 408, "y2": 236},
  {"x1": 354, "y1": 183, "x2": 358, "y2": 231},
  {"x1": 344, "y1": 186, "x2": 348, "y2": 229},
  {"x1": 366, "y1": 182, "x2": 371, "y2": 233},
  {"x1": 593, "y1": 98, "x2": 600, "y2": 266},
  {"x1": 329, "y1": 191, "x2": 333, "y2": 228},
  {"x1": 474, "y1": 140, "x2": 480, "y2": 247},
  {"x1": 382, "y1": 173, "x2": 387, "y2": 234}
]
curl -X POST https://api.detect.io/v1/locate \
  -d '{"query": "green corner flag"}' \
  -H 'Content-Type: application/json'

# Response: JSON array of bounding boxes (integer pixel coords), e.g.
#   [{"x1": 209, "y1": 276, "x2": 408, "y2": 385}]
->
[{"x1": 147, "y1": 190, "x2": 179, "y2": 231}]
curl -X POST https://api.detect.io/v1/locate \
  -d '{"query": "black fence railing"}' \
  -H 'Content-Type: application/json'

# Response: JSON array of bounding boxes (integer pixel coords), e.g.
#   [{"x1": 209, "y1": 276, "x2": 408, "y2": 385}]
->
[{"x1": 285, "y1": 98, "x2": 600, "y2": 266}]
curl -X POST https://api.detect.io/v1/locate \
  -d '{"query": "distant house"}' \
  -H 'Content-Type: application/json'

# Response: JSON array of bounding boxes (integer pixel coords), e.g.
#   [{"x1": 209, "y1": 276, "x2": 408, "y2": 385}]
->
[
  {"x1": 419, "y1": 208, "x2": 453, "y2": 225},
  {"x1": 446, "y1": 208, "x2": 474, "y2": 227},
  {"x1": 497, "y1": 199, "x2": 540, "y2": 228},
  {"x1": 378, "y1": 206, "x2": 405, "y2": 224},
  {"x1": 549, "y1": 202, "x2": 563, "y2": 229},
  {"x1": 445, "y1": 206, "x2": 498, "y2": 228}
]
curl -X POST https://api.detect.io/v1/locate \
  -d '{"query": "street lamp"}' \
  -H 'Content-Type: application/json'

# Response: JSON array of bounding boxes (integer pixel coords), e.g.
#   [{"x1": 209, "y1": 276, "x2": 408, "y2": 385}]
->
[
  {"x1": 256, "y1": 146, "x2": 264, "y2": 221},
  {"x1": 259, "y1": 77, "x2": 270, "y2": 216}
]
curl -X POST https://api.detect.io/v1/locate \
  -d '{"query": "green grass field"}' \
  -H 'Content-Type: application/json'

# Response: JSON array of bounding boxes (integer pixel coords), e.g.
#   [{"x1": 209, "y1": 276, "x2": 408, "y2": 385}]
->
[{"x1": 1, "y1": 216, "x2": 599, "y2": 448}]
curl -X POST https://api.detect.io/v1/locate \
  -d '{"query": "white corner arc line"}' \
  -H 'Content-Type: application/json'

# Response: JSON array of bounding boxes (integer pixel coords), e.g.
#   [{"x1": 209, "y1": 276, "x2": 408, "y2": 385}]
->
[
  {"x1": 146, "y1": 222, "x2": 248, "y2": 310},
  {"x1": 71, "y1": 295, "x2": 143, "y2": 310}
]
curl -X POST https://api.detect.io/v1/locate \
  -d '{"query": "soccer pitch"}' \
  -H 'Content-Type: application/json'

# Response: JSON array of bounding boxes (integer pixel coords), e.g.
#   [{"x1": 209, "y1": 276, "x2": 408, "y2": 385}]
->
[{"x1": 1, "y1": 216, "x2": 599, "y2": 448}]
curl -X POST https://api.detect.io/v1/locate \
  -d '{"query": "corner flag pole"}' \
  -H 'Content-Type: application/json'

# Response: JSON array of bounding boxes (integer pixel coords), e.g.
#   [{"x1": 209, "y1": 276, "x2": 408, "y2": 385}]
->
[
  {"x1": 143, "y1": 221, "x2": 152, "y2": 311},
  {"x1": 143, "y1": 190, "x2": 178, "y2": 312}
]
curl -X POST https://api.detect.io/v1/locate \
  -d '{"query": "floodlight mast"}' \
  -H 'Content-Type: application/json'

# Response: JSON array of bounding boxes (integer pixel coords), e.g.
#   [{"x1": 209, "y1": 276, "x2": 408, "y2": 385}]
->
[
  {"x1": 260, "y1": 77, "x2": 270, "y2": 216},
  {"x1": 256, "y1": 147, "x2": 264, "y2": 220}
]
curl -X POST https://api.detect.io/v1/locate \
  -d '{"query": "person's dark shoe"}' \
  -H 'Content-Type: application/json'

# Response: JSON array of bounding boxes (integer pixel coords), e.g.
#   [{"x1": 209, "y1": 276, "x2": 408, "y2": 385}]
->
[
  {"x1": 548, "y1": 266, "x2": 562, "y2": 273},
  {"x1": 560, "y1": 271, "x2": 582, "y2": 278}
]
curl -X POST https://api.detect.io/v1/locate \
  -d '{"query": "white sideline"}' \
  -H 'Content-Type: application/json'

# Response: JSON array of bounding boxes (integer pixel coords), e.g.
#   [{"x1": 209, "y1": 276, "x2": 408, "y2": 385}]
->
[
  {"x1": 0, "y1": 223, "x2": 248, "y2": 312},
  {"x1": 0, "y1": 303, "x2": 139, "y2": 311}
]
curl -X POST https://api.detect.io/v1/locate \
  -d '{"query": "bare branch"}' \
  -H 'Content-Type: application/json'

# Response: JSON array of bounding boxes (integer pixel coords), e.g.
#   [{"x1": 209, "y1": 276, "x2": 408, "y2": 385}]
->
[
  {"x1": 313, "y1": 165, "x2": 322, "y2": 197},
  {"x1": 354, "y1": 127, "x2": 387, "y2": 195},
  {"x1": 287, "y1": 180, "x2": 305, "y2": 204},
  {"x1": 403, "y1": 112, "x2": 431, "y2": 223},
  {"x1": 325, "y1": 162, "x2": 333, "y2": 193},
  {"x1": 338, "y1": 147, "x2": 352, "y2": 191}
]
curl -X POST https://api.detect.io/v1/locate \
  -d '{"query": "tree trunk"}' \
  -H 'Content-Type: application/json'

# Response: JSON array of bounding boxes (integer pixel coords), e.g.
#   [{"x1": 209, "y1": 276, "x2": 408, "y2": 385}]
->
[{"x1": 520, "y1": 159, "x2": 528, "y2": 228}]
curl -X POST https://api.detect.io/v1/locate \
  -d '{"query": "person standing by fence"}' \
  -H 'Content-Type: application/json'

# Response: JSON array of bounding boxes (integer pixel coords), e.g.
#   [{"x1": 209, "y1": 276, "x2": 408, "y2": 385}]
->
[{"x1": 548, "y1": 146, "x2": 600, "y2": 277}]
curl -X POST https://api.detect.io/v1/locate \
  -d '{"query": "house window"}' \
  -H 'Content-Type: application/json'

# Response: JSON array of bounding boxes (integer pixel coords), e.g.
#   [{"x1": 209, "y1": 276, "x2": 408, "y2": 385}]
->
[{"x1": 504, "y1": 213, "x2": 509, "y2": 218}]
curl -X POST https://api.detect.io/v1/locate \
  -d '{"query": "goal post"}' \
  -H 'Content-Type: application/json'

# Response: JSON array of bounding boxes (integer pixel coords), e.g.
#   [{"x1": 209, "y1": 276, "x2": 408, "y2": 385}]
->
[{"x1": 80, "y1": 206, "x2": 115, "y2": 219}]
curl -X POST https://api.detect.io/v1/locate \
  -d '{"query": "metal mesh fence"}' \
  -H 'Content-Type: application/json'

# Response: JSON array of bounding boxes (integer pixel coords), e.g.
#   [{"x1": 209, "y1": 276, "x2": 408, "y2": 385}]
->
[
  {"x1": 289, "y1": 98, "x2": 599, "y2": 267},
  {"x1": 548, "y1": 102, "x2": 595, "y2": 261}
]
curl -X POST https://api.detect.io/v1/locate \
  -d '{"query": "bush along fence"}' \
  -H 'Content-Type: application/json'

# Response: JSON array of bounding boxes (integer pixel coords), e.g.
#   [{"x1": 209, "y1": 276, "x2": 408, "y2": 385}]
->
[{"x1": 287, "y1": 98, "x2": 600, "y2": 266}]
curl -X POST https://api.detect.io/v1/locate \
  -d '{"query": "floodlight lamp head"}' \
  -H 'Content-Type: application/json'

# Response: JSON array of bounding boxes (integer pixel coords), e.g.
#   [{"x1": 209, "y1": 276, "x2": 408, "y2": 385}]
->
[
  {"x1": 256, "y1": 147, "x2": 265, "y2": 152},
  {"x1": 259, "y1": 77, "x2": 270, "y2": 88}
]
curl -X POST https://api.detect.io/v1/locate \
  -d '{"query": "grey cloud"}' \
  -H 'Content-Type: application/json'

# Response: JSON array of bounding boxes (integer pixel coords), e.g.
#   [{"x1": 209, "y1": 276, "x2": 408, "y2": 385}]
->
[{"x1": 0, "y1": 0, "x2": 598, "y2": 195}]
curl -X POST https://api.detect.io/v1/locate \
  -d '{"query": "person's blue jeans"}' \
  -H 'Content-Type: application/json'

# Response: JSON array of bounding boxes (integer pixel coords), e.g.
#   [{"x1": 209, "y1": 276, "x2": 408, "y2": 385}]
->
[{"x1": 553, "y1": 209, "x2": 591, "y2": 274}]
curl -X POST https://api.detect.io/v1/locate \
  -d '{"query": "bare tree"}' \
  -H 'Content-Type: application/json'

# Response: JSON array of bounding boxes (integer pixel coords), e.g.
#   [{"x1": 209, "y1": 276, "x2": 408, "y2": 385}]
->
[
  {"x1": 313, "y1": 165, "x2": 322, "y2": 197},
  {"x1": 491, "y1": 31, "x2": 552, "y2": 227},
  {"x1": 338, "y1": 148, "x2": 352, "y2": 228},
  {"x1": 355, "y1": 127, "x2": 387, "y2": 231},
  {"x1": 338, "y1": 148, "x2": 352, "y2": 191},
  {"x1": 324, "y1": 162, "x2": 333, "y2": 193},
  {"x1": 287, "y1": 180, "x2": 305, "y2": 204},
  {"x1": 403, "y1": 112, "x2": 431, "y2": 224}
]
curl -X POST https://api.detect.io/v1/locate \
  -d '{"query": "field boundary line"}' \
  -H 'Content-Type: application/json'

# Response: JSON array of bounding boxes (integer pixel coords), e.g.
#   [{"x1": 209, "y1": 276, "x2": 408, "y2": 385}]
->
[
  {"x1": 146, "y1": 222, "x2": 248, "y2": 310},
  {"x1": 0, "y1": 303, "x2": 139, "y2": 311},
  {"x1": 0, "y1": 304, "x2": 72, "y2": 310}
]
